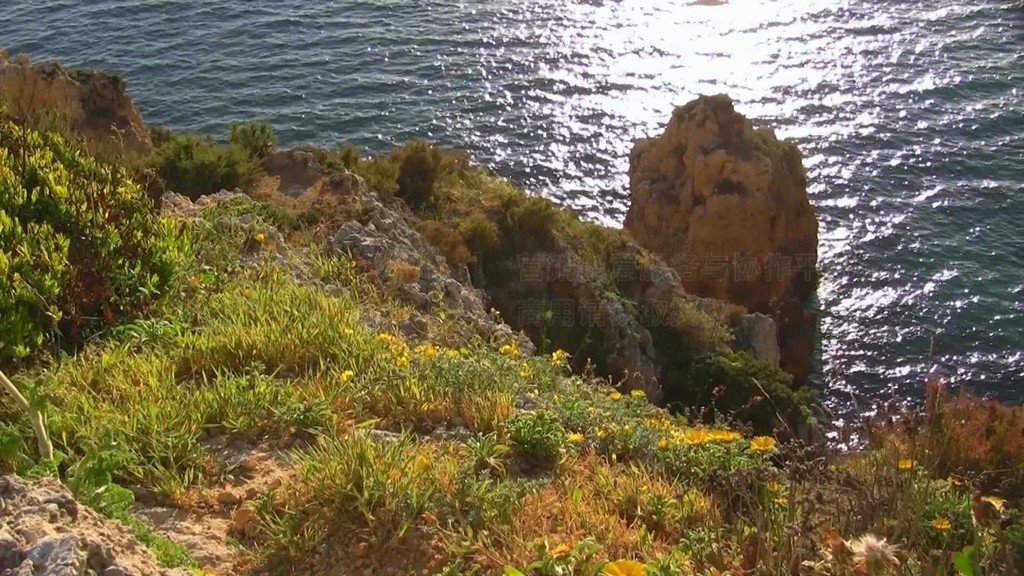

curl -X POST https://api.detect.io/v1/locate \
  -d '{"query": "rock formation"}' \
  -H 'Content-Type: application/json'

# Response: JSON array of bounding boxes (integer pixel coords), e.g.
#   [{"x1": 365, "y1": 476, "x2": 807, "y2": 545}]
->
[
  {"x1": 735, "y1": 312, "x2": 781, "y2": 367},
  {"x1": 0, "y1": 50, "x2": 151, "y2": 154},
  {"x1": 0, "y1": 475, "x2": 189, "y2": 576},
  {"x1": 625, "y1": 95, "x2": 818, "y2": 385}
]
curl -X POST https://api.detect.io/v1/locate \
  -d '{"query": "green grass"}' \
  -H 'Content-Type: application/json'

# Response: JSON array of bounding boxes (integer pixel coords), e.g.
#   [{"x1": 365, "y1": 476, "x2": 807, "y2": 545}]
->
[{"x1": 2, "y1": 134, "x2": 1023, "y2": 576}]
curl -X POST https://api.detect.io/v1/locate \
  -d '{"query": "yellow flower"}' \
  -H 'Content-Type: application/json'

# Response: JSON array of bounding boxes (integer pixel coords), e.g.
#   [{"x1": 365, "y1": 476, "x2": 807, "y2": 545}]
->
[
  {"x1": 657, "y1": 437, "x2": 669, "y2": 450},
  {"x1": 567, "y1": 432, "x2": 584, "y2": 444},
  {"x1": 898, "y1": 458, "x2": 916, "y2": 470},
  {"x1": 340, "y1": 370, "x2": 355, "y2": 383},
  {"x1": 377, "y1": 333, "x2": 395, "y2": 345},
  {"x1": 602, "y1": 559, "x2": 646, "y2": 576},
  {"x1": 981, "y1": 495, "x2": 1006, "y2": 512},
  {"x1": 254, "y1": 232, "x2": 265, "y2": 243},
  {"x1": 342, "y1": 328, "x2": 354, "y2": 337},
  {"x1": 518, "y1": 363, "x2": 533, "y2": 379},
  {"x1": 680, "y1": 429, "x2": 710, "y2": 445},
  {"x1": 766, "y1": 481, "x2": 782, "y2": 493},
  {"x1": 609, "y1": 391, "x2": 623, "y2": 401},
  {"x1": 550, "y1": 349, "x2": 569, "y2": 365},
  {"x1": 417, "y1": 343, "x2": 438, "y2": 358},
  {"x1": 931, "y1": 517, "x2": 952, "y2": 531},
  {"x1": 596, "y1": 428, "x2": 606, "y2": 439},
  {"x1": 630, "y1": 389, "x2": 645, "y2": 398},
  {"x1": 750, "y1": 436, "x2": 777, "y2": 453},
  {"x1": 774, "y1": 496, "x2": 789, "y2": 505},
  {"x1": 708, "y1": 429, "x2": 742, "y2": 443},
  {"x1": 550, "y1": 543, "x2": 571, "y2": 557},
  {"x1": 499, "y1": 343, "x2": 518, "y2": 357},
  {"x1": 396, "y1": 356, "x2": 410, "y2": 368}
]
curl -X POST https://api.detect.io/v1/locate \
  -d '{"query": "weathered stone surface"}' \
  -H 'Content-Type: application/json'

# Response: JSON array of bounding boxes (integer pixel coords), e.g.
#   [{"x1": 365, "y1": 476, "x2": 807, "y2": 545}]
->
[
  {"x1": 329, "y1": 183, "x2": 535, "y2": 356},
  {"x1": 625, "y1": 94, "x2": 818, "y2": 385},
  {"x1": 0, "y1": 52, "x2": 151, "y2": 154},
  {"x1": 0, "y1": 475, "x2": 186, "y2": 576},
  {"x1": 735, "y1": 313, "x2": 781, "y2": 367},
  {"x1": 262, "y1": 147, "x2": 329, "y2": 195}
]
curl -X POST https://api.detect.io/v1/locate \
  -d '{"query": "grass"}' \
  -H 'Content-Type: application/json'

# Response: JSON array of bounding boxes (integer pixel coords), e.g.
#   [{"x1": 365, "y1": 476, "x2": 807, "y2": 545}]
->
[{"x1": 3, "y1": 128, "x2": 1024, "y2": 575}]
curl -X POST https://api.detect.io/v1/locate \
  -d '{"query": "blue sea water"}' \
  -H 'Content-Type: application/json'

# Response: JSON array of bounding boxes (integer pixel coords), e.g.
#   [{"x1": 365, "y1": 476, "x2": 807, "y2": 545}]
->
[{"x1": 4, "y1": 0, "x2": 1023, "y2": 423}]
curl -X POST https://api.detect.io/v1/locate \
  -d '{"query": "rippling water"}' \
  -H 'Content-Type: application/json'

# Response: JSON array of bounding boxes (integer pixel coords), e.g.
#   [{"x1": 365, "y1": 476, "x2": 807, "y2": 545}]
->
[{"x1": 5, "y1": 0, "x2": 1023, "y2": 422}]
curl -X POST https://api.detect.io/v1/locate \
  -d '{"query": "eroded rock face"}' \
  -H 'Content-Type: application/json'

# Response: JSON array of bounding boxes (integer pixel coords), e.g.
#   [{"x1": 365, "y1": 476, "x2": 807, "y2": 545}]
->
[
  {"x1": 625, "y1": 95, "x2": 818, "y2": 385},
  {"x1": 735, "y1": 313, "x2": 781, "y2": 367},
  {"x1": 0, "y1": 475, "x2": 189, "y2": 576},
  {"x1": 0, "y1": 51, "x2": 151, "y2": 154}
]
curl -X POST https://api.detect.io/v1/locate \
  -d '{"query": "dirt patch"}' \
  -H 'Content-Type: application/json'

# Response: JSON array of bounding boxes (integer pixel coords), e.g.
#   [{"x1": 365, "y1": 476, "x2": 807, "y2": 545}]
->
[{"x1": 132, "y1": 437, "x2": 299, "y2": 575}]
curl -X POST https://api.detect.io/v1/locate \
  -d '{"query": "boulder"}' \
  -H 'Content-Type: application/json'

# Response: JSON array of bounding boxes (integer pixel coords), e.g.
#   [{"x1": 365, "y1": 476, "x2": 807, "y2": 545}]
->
[
  {"x1": 0, "y1": 475, "x2": 190, "y2": 576},
  {"x1": 0, "y1": 51, "x2": 151, "y2": 155},
  {"x1": 625, "y1": 95, "x2": 818, "y2": 385}
]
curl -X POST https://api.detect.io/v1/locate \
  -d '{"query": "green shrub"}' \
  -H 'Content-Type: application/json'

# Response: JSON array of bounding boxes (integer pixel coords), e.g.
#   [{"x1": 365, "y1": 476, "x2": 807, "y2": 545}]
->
[
  {"x1": 323, "y1": 144, "x2": 364, "y2": 186},
  {"x1": 396, "y1": 140, "x2": 444, "y2": 209},
  {"x1": 149, "y1": 126, "x2": 174, "y2": 149},
  {"x1": 146, "y1": 133, "x2": 260, "y2": 199},
  {"x1": 0, "y1": 119, "x2": 185, "y2": 365},
  {"x1": 458, "y1": 213, "x2": 499, "y2": 256},
  {"x1": 506, "y1": 410, "x2": 564, "y2": 468},
  {"x1": 229, "y1": 120, "x2": 278, "y2": 161},
  {"x1": 499, "y1": 195, "x2": 561, "y2": 254},
  {"x1": 417, "y1": 220, "x2": 473, "y2": 267}
]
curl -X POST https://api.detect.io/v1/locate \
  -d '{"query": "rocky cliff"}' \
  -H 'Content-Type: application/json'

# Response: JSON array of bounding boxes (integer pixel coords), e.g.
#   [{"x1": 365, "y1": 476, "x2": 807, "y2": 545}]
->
[
  {"x1": 625, "y1": 95, "x2": 818, "y2": 385},
  {"x1": 0, "y1": 50, "x2": 151, "y2": 154}
]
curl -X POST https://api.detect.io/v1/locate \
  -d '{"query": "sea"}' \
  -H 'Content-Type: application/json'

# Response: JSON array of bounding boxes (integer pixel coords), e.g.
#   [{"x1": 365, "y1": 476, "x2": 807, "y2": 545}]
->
[{"x1": 4, "y1": 0, "x2": 1023, "y2": 426}]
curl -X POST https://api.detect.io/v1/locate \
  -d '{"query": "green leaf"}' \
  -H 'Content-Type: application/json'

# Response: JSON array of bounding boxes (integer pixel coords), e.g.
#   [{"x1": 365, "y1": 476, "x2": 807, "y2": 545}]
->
[
  {"x1": 503, "y1": 568, "x2": 527, "y2": 576},
  {"x1": 952, "y1": 547, "x2": 977, "y2": 576}
]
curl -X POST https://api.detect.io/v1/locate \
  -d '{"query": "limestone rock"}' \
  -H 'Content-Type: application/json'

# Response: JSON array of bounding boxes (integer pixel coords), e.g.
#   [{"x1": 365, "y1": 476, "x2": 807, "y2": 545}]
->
[
  {"x1": 625, "y1": 94, "x2": 818, "y2": 384},
  {"x1": 262, "y1": 147, "x2": 329, "y2": 195},
  {"x1": 735, "y1": 313, "x2": 781, "y2": 367},
  {"x1": 0, "y1": 52, "x2": 151, "y2": 154},
  {"x1": 329, "y1": 184, "x2": 534, "y2": 356},
  {"x1": 0, "y1": 475, "x2": 190, "y2": 576}
]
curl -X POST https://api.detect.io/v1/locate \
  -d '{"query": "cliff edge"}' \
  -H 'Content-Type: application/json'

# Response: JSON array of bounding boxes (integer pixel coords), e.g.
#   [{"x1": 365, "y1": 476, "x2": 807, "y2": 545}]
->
[
  {"x1": 625, "y1": 95, "x2": 818, "y2": 385},
  {"x1": 0, "y1": 50, "x2": 151, "y2": 154}
]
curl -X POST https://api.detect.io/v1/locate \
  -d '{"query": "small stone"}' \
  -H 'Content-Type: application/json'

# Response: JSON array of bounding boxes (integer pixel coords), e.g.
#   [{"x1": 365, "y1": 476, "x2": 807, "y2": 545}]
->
[
  {"x1": 230, "y1": 506, "x2": 257, "y2": 537},
  {"x1": 0, "y1": 524, "x2": 24, "y2": 570},
  {"x1": 25, "y1": 534, "x2": 87, "y2": 574},
  {"x1": 14, "y1": 518, "x2": 54, "y2": 544},
  {"x1": 11, "y1": 559, "x2": 35, "y2": 576},
  {"x1": 102, "y1": 567, "x2": 127, "y2": 576},
  {"x1": 216, "y1": 490, "x2": 241, "y2": 506}
]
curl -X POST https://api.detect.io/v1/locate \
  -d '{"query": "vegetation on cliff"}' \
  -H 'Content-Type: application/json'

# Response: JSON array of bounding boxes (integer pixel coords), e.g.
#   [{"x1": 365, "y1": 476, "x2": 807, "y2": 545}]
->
[{"x1": 1, "y1": 93, "x2": 1023, "y2": 576}]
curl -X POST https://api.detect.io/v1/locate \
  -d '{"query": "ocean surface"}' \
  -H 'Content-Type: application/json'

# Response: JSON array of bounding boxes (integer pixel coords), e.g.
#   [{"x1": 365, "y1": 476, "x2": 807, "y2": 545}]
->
[{"x1": 5, "y1": 0, "x2": 1023, "y2": 425}]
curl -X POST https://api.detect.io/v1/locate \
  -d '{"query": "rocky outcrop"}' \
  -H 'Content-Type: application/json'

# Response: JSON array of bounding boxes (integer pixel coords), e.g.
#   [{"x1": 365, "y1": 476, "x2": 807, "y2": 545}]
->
[
  {"x1": 625, "y1": 95, "x2": 818, "y2": 385},
  {"x1": 0, "y1": 475, "x2": 189, "y2": 576},
  {"x1": 0, "y1": 50, "x2": 151, "y2": 154},
  {"x1": 735, "y1": 313, "x2": 781, "y2": 367}
]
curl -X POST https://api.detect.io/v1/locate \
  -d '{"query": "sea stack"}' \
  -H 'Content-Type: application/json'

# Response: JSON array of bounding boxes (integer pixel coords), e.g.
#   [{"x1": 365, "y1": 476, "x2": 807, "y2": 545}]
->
[{"x1": 625, "y1": 95, "x2": 818, "y2": 386}]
